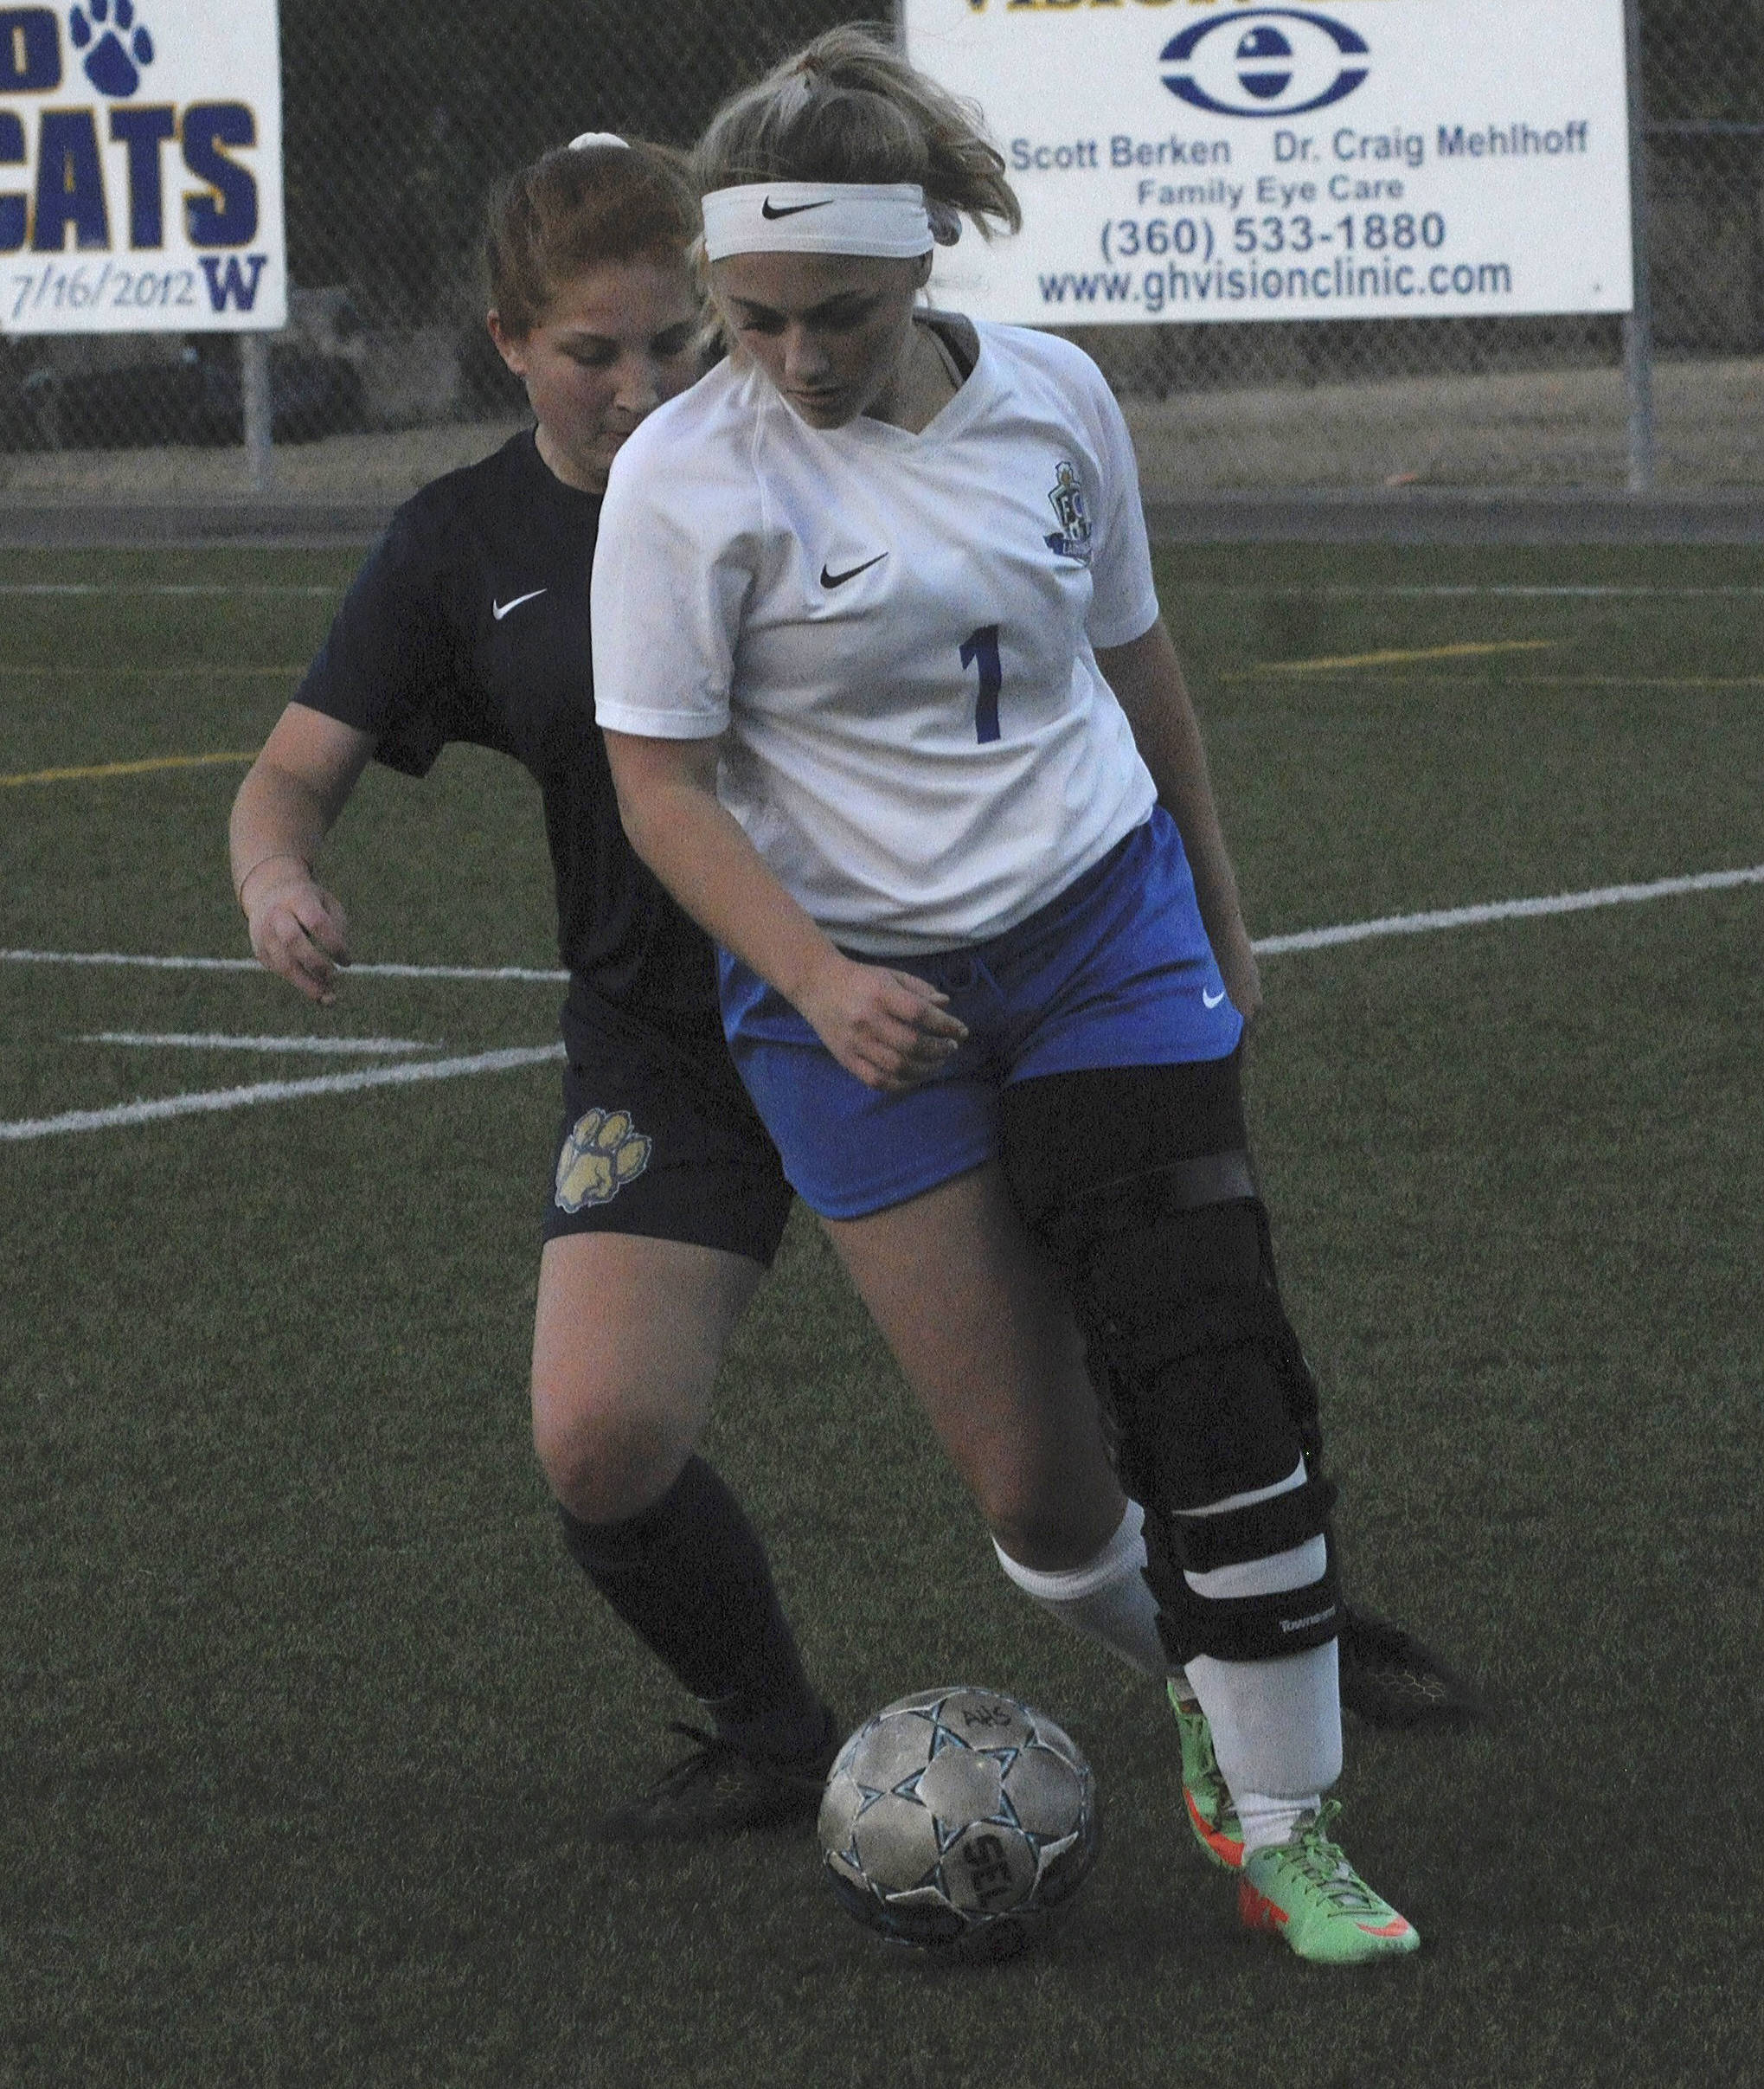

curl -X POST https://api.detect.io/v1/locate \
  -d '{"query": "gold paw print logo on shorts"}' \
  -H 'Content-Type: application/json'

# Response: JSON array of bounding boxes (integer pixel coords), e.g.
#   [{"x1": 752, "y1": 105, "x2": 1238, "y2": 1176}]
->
[{"x1": 555, "y1": 1107, "x2": 652, "y2": 1213}]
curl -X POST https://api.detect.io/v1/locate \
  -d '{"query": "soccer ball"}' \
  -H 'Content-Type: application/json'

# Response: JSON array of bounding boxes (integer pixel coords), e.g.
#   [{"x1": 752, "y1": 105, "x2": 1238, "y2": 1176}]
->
[{"x1": 817, "y1": 1685, "x2": 1100, "y2": 1960}]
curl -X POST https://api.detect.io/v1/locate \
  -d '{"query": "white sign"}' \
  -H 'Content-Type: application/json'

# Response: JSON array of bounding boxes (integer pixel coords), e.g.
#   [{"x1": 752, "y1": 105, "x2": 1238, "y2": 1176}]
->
[
  {"x1": 1, "y1": 0, "x2": 285, "y2": 333},
  {"x1": 901, "y1": 0, "x2": 1633, "y2": 325}
]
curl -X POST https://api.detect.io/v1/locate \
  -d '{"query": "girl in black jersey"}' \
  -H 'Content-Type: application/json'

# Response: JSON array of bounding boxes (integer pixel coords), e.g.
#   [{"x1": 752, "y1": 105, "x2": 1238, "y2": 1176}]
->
[{"x1": 228, "y1": 138, "x2": 836, "y2": 1835}]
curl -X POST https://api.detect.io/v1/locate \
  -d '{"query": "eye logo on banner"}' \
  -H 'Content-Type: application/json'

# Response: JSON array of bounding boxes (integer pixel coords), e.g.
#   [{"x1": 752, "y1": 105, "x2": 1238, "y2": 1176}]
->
[{"x1": 1161, "y1": 10, "x2": 1370, "y2": 119}]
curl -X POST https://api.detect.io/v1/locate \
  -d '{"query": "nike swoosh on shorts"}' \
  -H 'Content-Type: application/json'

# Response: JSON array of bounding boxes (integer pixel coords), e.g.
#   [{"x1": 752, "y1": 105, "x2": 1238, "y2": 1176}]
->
[{"x1": 493, "y1": 589, "x2": 547, "y2": 620}]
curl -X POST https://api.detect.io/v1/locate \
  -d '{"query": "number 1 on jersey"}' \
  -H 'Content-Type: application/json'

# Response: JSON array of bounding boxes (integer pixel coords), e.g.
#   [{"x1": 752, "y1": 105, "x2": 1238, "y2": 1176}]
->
[{"x1": 960, "y1": 625, "x2": 1003, "y2": 743}]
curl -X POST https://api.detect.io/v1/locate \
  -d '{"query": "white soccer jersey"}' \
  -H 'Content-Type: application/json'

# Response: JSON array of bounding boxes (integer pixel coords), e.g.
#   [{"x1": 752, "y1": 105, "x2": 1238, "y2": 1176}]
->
[{"x1": 592, "y1": 321, "x2": 1161, "y2": 955}]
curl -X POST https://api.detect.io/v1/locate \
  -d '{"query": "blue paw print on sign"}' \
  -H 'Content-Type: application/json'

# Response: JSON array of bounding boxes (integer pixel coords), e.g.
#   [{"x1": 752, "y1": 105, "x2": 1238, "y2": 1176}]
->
[{"x1": 69, "y1": 0, "x2": 155, "y2": 99}]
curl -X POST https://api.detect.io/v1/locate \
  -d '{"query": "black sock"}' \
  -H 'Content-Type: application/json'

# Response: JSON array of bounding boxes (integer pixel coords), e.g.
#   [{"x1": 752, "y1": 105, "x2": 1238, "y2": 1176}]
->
[{"x1": 559, "y1": 1455, "x2": 829, "y2": 1761}]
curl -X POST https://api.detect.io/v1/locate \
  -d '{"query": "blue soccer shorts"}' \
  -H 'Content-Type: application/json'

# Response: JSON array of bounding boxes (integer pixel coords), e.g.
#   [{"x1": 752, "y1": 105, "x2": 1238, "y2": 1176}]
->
[{"x1": 719, "y1": 808, "x2": 1245, "y2": 1219}]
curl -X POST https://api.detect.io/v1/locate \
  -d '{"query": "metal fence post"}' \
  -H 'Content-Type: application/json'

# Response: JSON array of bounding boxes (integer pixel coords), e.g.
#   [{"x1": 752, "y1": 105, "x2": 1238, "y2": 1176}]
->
[
  {"x1": 241, "y1": 333, "x2": 275, "y2": 492},
  {"x1": 1623, "y1": 0, "x2": 1656, "y2": 494}
]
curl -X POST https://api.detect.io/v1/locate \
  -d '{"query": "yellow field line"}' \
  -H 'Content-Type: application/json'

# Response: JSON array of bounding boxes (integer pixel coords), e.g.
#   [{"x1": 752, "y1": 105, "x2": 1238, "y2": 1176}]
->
[
  {"x1": 3, "y1": 752, "x2": 256, "y2": 787},
  {"x1": 1232, "y1": 640, "x2": 1556, "y2": 678}
]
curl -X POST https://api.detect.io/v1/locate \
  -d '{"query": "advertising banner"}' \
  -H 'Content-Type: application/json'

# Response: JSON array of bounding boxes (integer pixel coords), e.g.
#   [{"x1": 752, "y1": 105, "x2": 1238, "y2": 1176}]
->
[
  {"x1": 2, "y1": 0, "x2": 285, "y2": 333},
  {"x1": 901, "y1": 0, "x2": 1633, "y2": 325}
]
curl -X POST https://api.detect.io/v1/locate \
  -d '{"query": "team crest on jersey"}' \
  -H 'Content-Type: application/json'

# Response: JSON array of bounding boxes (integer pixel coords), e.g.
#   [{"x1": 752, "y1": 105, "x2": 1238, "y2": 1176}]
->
[
  {"x1": 555, "y1": 1105, "x2": 652, "y2": 1213},
  {"x1": 1043, "y1": 460, "x2": 1093, "y2": 565}
]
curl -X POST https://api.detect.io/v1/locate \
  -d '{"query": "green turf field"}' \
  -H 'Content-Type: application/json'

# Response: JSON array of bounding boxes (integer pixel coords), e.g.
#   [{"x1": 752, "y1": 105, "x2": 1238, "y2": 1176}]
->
[{"x1": 4, "y1": 539, "x2": 1761, "y2": 2087}]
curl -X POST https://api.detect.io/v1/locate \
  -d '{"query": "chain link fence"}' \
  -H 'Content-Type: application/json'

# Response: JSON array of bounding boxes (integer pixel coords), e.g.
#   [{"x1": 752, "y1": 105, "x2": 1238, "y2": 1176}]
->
[{"x1": 3, "y1": 0, "x2": 1761, "y2": 499}]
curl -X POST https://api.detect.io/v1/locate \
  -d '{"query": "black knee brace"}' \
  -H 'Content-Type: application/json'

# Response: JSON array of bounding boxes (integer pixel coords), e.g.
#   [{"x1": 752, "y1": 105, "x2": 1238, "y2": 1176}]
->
[{"x1": 1002, "y1": 1064, "x2": 1341, "y2": 1667}]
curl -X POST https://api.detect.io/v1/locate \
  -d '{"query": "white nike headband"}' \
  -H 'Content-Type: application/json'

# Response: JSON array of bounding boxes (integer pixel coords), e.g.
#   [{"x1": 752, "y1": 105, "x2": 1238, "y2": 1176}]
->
[{"x1": 701, "y1": 182, "x2": 933, "y2": 260}]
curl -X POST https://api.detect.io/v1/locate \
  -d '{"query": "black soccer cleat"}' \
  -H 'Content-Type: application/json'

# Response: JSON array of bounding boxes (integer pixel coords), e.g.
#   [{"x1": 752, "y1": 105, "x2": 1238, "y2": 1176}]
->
[
  {"x1": 1337, "y1": 1605, "x2": 1487, "y2": 1729},
  {"x1": 598, "y1": 1712, "x2": 839, "y2": 1841}
]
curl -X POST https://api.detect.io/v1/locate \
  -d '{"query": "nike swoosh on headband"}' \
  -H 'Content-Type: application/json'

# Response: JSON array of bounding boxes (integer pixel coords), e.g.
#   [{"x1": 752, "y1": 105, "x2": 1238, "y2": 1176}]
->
[
  {"x1": 820, "y1": 554, "x2": 888, "y2": 588},
  {"x1": 761, "y1": 196, "x2": 837, "y2": 220}
]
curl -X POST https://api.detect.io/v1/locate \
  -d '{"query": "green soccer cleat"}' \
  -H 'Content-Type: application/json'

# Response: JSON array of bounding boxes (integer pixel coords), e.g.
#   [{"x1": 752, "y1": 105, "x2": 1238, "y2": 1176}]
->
[
  {"x1": 1167, "y1": 1681, "x2": 1244, "y2": 1872},
  {"x1": 1238, "y1": 1801, "x2": 1420, "y2": 1964}
]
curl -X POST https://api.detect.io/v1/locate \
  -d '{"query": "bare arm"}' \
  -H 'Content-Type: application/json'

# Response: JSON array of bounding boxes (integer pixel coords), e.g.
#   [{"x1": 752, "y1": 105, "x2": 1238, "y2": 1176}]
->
[
  {"x1": 228, "y1": 703, "x2": 377, "y2": 1006},
  {"x1": 602, "y1": 730, "x2": 965, "y2": 1092},
  {"x1": 1095, "y1": 618, "x2": 1260, "y2": 1022}
]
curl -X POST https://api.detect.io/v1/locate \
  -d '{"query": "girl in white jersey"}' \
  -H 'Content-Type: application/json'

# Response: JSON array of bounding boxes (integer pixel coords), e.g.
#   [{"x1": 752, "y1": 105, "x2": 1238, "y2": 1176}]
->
[{"x1": 594, "y1": 29, "x2": 1421, "y2": 1964}]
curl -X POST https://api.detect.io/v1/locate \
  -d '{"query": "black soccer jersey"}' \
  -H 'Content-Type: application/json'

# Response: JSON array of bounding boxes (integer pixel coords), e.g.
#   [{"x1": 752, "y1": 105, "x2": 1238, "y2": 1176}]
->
[{"x1": 296, "y1": 429, "x2": 716, "y2": 1019}]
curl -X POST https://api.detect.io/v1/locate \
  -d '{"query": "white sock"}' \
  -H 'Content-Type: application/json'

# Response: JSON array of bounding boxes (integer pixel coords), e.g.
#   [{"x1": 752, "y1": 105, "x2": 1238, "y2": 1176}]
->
[
  {"x1": 992, "y1": 1498, "x2": 1171, "y2": 1679},
  {"x1": 1233, "y1": 1787, "x2": 1321, "y2": 1855},
  {"x1": 1177, "y1": 1458, "x2": 1342, "y2": 1836}
]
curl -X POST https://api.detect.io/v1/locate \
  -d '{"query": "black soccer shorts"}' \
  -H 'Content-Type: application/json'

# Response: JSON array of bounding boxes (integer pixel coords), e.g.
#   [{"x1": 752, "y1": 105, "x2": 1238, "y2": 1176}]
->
[{"x1": 542, "y1": 993, "x2": 794, "y2": 1266}]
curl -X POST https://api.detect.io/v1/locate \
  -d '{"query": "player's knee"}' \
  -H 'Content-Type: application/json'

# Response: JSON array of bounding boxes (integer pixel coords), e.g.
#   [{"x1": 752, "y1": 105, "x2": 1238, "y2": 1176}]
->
[
  {"x1": 535, "y1": 1420, "x2": 690, "y2": 1525},
  {"x1": 975, "y1": 1472, "x2": 1119, "y2": 1574},
  {"x1": 1075, "y1": 1195, "x2": 1318, "y2": 1483},
  {"x1": 1030, "y1": 1176, "x2": 1339, "y2": 1662},
  {"x1": 529, "y1": 1366, "x2": 701, "y2": 1523},
  {"x1": 1121, "y1": 1321, "x2": 1307, "y2": 1514}
]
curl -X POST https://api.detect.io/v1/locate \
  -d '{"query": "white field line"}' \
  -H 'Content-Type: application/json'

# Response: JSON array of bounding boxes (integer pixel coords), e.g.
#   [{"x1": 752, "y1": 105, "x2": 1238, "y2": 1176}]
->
[
  {"x1": 1182, "y1": 583, "x2": 1764, "y2": 599},
  {"x1": 3, "y1": 864, "x2": 1760, "y2": 1141},
  {"x1": 80, "y1": 1032, "x2": 442, "y2": 1055},
  {"x1": 6, "y1": 863, "x2": 1761, "y2": 986},
  {"x1": 1254, "y1": 864, "x2": 1764, "y2": 955},
  {"x1": 0, "y1": 583, "x2": 341, "y2": 597},
  {"x1": 1, "y1": 949, "x2": 568, "y2": 983},
  {"x1": 0, "y1": 669, "x2": 303, "y2": 682},
  {"x1": 0, "y1": 1043, "x2": 565, "y2": 1142},
  {"x1": 8, "y1": 582, "x2": 1764, "y2": 601}
]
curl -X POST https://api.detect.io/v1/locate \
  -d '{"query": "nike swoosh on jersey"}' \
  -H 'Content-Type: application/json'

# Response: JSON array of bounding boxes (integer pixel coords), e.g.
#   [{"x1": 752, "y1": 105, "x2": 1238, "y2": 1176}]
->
[
  {"x1": 820, "y1": 554, "x2": 888, "y2": 589},
  {"x1": 761, "y1": 196, "x2": 836, "y2": 220},
  {"x1": 1203, "y1": 987, "x2": 1228, "y2": 1008},
  {"x1": 493, "y1": 589, "x2": 548, "y2": 620}
]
